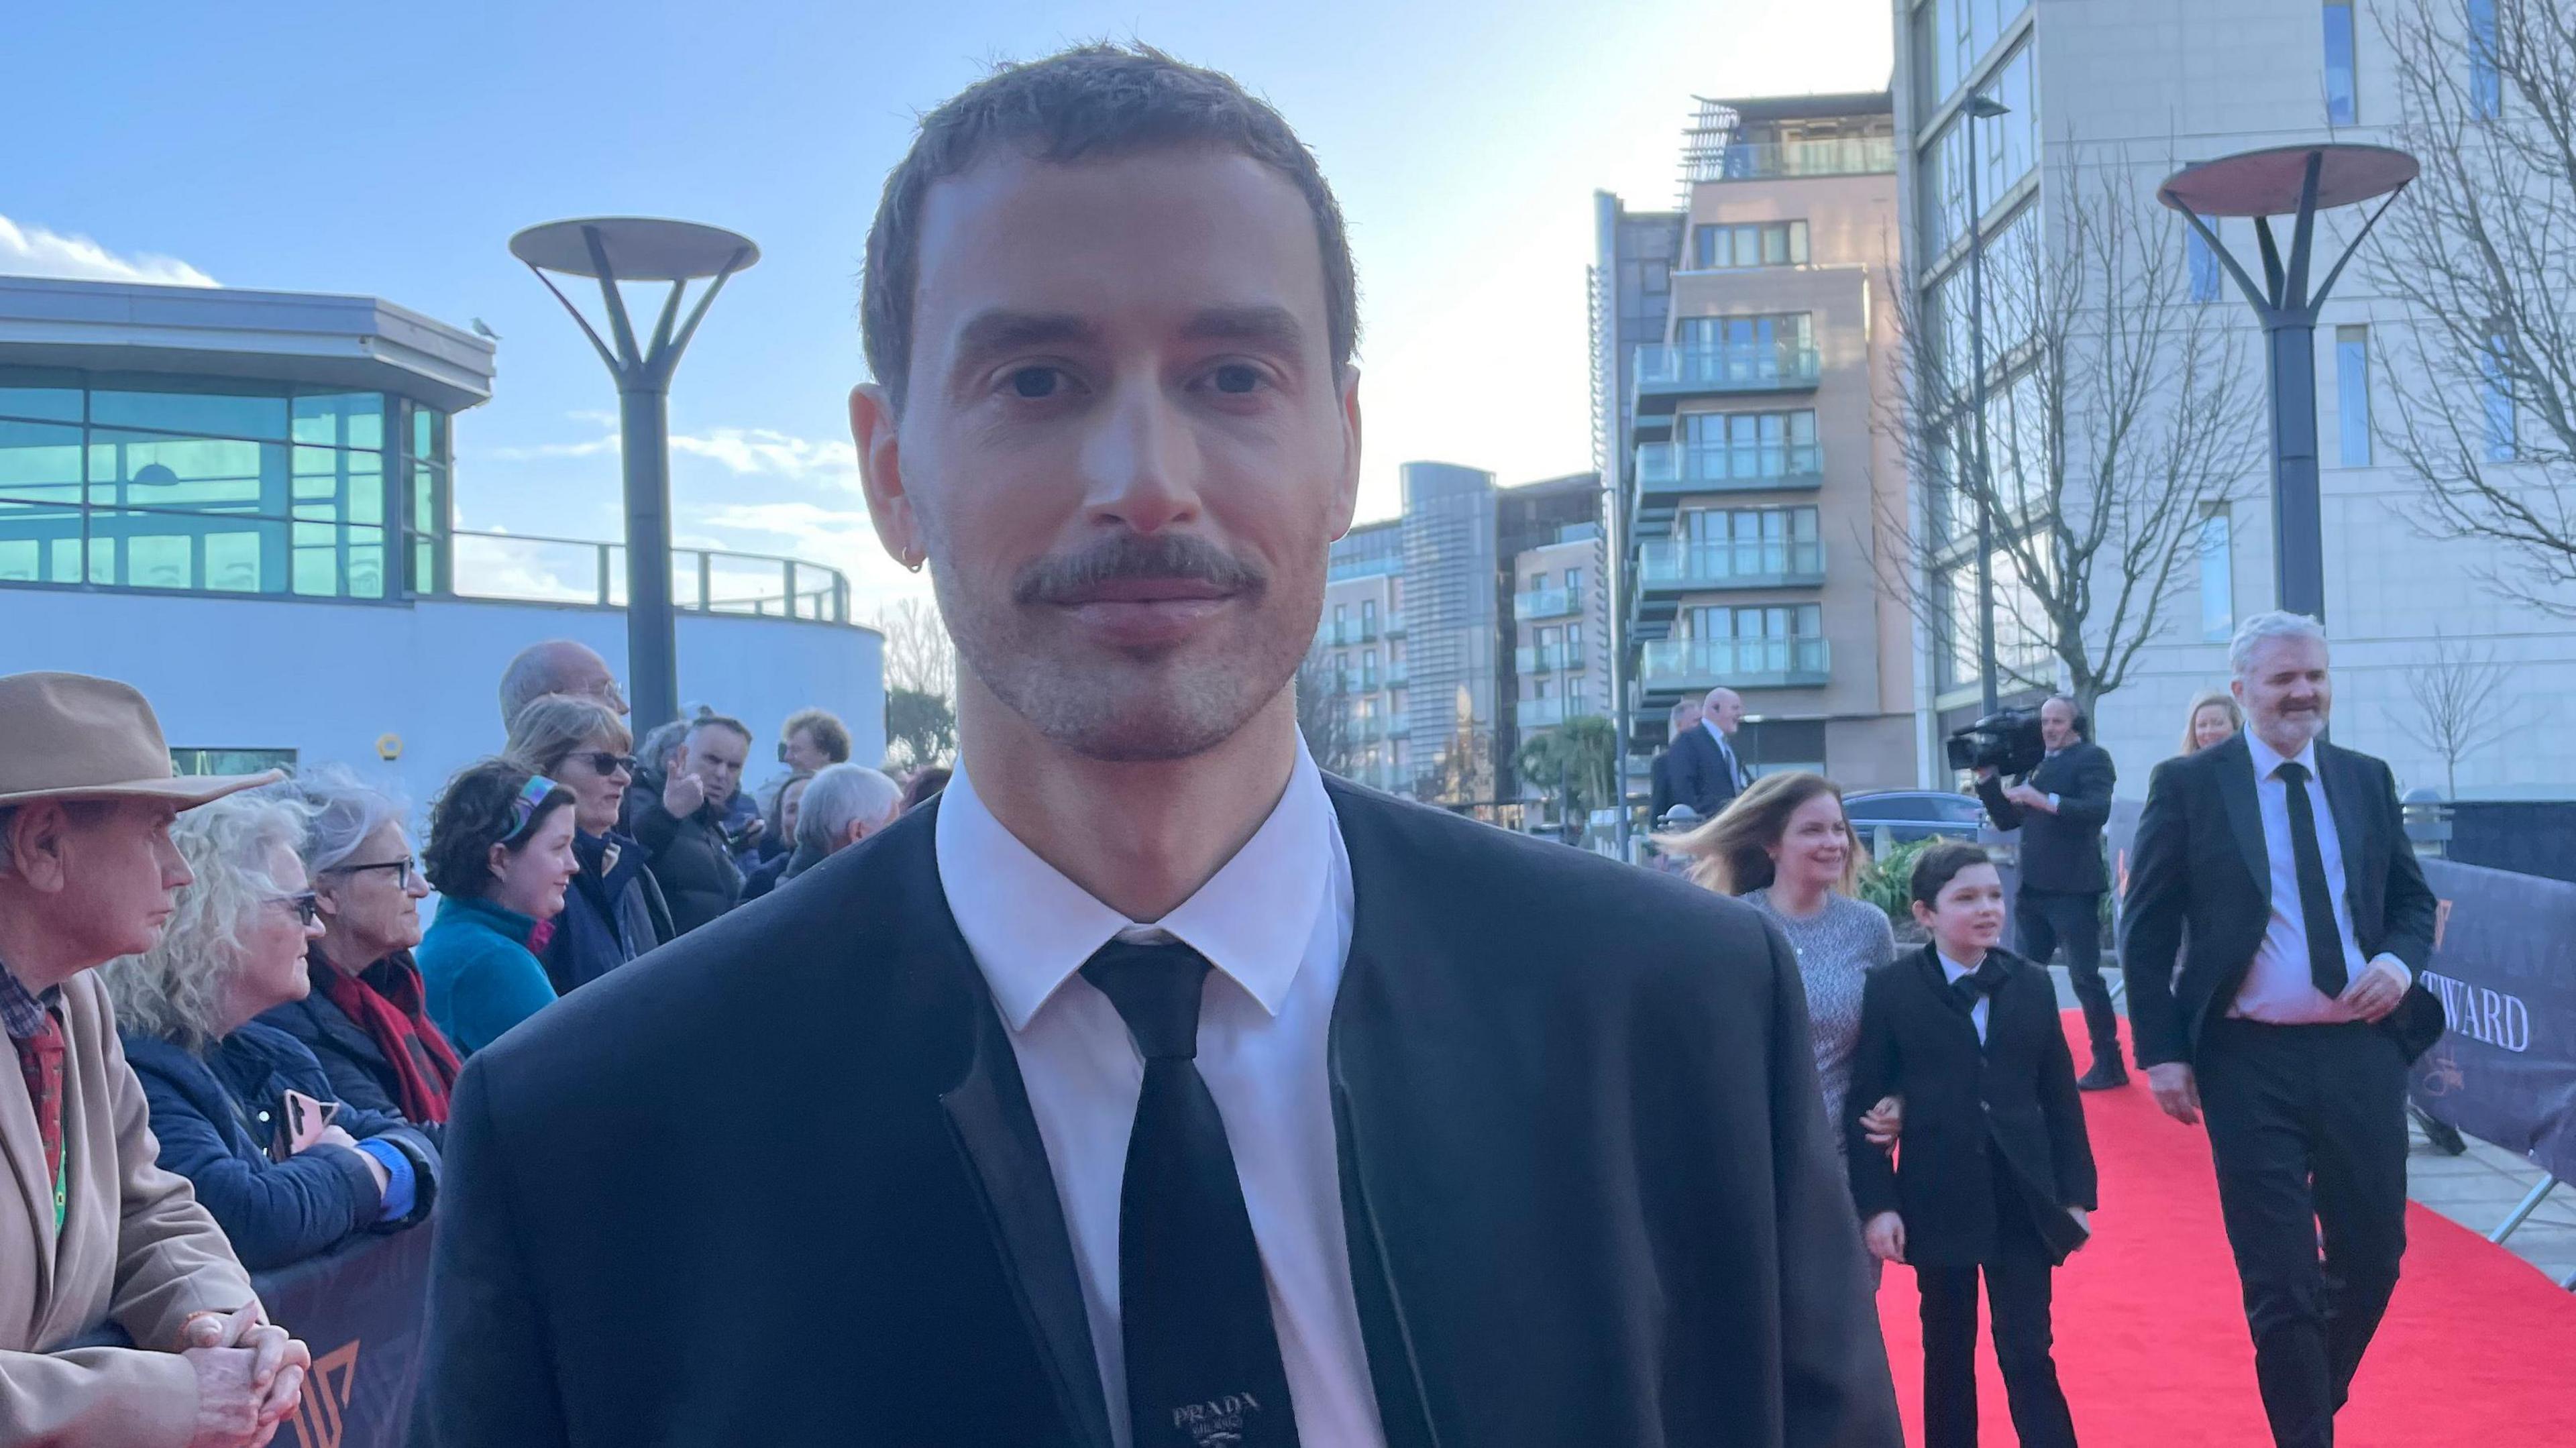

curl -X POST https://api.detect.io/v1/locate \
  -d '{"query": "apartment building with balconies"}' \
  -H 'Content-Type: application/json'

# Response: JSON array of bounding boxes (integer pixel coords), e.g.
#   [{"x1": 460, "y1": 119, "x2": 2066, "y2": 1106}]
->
[{"x1": 1601, "y1": 91, "x2": 1922, "y2": 789}]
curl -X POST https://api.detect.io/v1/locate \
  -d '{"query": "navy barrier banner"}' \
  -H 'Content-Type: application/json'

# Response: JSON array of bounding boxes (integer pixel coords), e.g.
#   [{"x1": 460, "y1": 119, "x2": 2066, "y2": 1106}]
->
[{"x1": 2410, "y1": 860, "x2": 2576, "y2": 1182}]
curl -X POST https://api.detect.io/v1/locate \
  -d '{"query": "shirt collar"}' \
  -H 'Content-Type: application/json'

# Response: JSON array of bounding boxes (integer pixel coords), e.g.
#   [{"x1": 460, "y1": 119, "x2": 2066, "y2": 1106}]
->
[
  {"x1": 0, "y1": 956, "x2": 60, "y2": 1041},
  {"x1": 936, "y1": 741, "x2": 1334, "y2": 1033},
  {"x1": 1934, "y1": 949, "x2": 1983, "y2": 985},
  {"x1": 2245, "y1": 728, "x2": 2318, "y2": 783},
  {"x1": 1701, "y1": 718, "x2": 1729, "y2": 746}
]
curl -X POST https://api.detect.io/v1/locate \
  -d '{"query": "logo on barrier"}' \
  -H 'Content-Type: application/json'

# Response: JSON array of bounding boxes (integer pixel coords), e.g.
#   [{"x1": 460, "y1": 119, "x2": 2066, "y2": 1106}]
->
[{"x1": 288, "y1": 1340, "x2": 362, "y2": 1448}]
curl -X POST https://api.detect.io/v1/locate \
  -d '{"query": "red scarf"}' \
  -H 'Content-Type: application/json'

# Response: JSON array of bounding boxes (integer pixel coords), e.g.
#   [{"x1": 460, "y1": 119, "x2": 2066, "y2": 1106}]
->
[{"x1": 315, "y1": 950, "x2": 462, "y2": 1125}]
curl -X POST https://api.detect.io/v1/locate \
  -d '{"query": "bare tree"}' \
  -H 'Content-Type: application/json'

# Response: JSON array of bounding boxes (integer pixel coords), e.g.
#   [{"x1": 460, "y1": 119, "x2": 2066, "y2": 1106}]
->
[
  {"x1": 2398, "y1": 633, "x2": 2512, "y2": 797},
  {"x1": 874, "y1": 597, "x2": 957, "y2": 701},
  {"x1": 2373, "y1": 0, "x2": 2576, "y2": 612},
  {"x1": 1293, "y1": 653, "x2": 1358, "y2": 777},
  {"x1": 1874, "y1": 148, "x2": 2266, "y2": 716}
]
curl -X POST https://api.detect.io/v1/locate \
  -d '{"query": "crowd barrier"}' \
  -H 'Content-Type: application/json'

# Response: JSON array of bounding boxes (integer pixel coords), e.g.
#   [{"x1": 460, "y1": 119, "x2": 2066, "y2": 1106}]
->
[
  {"x1": 59, "y1": 1224, "x2": 432, "y2": 1448},
  {"x1": 2409, "y1": 860, "x2": 2576, "y2": 1186}
]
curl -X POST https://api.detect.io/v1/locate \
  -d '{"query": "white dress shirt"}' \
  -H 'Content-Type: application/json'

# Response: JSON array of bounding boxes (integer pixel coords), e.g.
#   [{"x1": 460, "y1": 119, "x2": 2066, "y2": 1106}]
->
[
  {"x1": 1701, "y1": 717, "x2": 1748, "y2": 790},
  {"x1": 935, "y1": 743, "x2": 1387, "y2": 1448},
  {"x1": 1935, "y1": 950, "x2": 1992, "y2": 1044},
  {"x1": 2232, "y1": 731, "x2": 2410, "y2": 1023}
]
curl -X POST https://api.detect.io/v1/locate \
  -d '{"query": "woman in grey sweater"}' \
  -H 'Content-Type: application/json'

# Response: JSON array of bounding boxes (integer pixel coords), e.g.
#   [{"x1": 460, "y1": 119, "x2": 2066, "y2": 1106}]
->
[{"x1": 1664, "y1": 772, "x2": 1902, "y2": 1160}]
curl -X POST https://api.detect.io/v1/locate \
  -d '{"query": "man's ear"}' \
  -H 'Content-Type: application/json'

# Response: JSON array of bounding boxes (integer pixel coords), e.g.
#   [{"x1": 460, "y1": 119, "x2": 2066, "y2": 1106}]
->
[
  {"x1": 3, "y1": 803, "x2": 72, "y2": 895},
  {"x1": 851, "y1": 383, "x2": 926, "y2": 571},
  {"x1": 1326, "y1": 366, "x2": 1364, "y2": 542}
]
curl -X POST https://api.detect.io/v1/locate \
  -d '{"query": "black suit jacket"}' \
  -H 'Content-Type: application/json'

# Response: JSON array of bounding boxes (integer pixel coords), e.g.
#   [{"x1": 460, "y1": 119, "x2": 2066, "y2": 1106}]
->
[
  {"x1": 2118, "y1": 732, "x2": 2443, "y2": 1070},
  {"x1": 1670, "y1": 724, "x2": 1745, "y2": 821},
  {"x1": 1845, "y1": 947, "x2": 2096, "y2": 1268},
  {"x1": 423, "y1": 780, "x2": 1901, "y2": 1447},
  {"x1": 1975, "y1": 741, "x2": 2115, "y2": 895}
]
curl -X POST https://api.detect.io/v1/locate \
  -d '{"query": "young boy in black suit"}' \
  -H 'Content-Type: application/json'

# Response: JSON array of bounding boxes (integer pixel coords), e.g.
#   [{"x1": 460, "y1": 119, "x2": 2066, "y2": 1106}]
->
[{"x1": 1849, "y1": 842, "x2": 2099, "y2": 1448}]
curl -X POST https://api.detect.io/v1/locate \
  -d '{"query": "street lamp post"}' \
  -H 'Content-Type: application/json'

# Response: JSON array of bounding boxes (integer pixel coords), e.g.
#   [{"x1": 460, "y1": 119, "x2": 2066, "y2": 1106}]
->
[
  {"x1": 2157, "y1": 145, "x2": 2415, "y2": 622},
  {"x1": 1962, "y1": 95, "x2": 2011, "y2": 718},
  {"x1": 509, "y1": 217, "x2": 761, "y2": 736}
]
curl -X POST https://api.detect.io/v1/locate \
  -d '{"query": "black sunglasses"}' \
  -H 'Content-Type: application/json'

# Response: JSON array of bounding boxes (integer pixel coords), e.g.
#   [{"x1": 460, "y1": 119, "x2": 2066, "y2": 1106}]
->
[
  {"x1": 322, "y1": 858, "x2": 416, "y2": 889},
  {"x1": 578, "y1": 752, "x2": 638, "y2": 777},
  {"x1": 272, "y1": 892, "x2": 323, "y2": 926}
]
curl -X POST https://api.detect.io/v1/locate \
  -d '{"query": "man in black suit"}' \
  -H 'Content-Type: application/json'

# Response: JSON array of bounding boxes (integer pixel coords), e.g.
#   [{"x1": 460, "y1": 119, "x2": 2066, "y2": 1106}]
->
[
  {"x1": 422, "y1": 44, "x2": 1898, "y2": 1448},
  {"x1": 1647, "y1": 698, "x2": 1701, "y2": 827},
  {"x1": 1669, "y1": 685, "x2": 1751, "y2": 821},
  {"x1": 2120, "y1": 612, "x2": 2443, "y2": 1448},
  {"x1": 1975, "y1": 695, "x2": 2125, "y2": 1087}
]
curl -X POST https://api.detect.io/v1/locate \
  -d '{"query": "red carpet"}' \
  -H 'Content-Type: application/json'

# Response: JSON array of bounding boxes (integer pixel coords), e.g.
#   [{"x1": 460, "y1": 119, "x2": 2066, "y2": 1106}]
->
[{"x1": 1871, "y1": 1013, "x2": 2576, "y2": 1445}]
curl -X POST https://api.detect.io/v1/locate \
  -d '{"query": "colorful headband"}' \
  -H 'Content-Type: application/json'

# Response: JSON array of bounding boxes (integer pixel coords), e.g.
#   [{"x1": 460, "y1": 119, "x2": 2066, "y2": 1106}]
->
[{"x1": 501, "y1": 774, "x2": 560, "y2": 844}]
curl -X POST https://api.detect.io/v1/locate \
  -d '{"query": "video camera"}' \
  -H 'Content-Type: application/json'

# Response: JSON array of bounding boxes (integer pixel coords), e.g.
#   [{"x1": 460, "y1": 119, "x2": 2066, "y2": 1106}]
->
[{"x1": 1944, "y1": 708, "x2": 2046, "y2": 778}]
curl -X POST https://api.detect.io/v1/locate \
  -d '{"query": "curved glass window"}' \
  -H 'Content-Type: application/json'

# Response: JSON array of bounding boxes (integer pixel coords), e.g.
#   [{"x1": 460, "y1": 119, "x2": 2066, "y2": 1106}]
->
[{"x1": 0, "y1": 368, "x2": 447, "y2": 600}]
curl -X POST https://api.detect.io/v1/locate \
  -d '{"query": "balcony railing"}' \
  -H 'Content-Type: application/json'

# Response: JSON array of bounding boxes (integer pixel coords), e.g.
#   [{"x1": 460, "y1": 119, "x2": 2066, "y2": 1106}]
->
[
  {"x1": 1634, "y1": 343, "x2": 1823, "y2": 396},
  {"x1": 1684, "y1": 135, "x2": 1896, "y2": 184},
  {"x1": 1635, "y1": 441, "x2": 1825, "y2": 494},
  {"x1": 1514, "y1": 644, "x2": 1587, "y2": 673},
  {"x1": 1385, "y1": 610, "x2": 1406, "y2": 635},
  {"x1": 1316, "y1": 619, "x2": 1382, "y2": 647},
  {"x1": 1387, "y1": 661, "x2": 1409, "y2": 685},
  {"x1": 1640, "y1": 636, "x2": 1831, "y2": 690},
  {"x1": 1514, "y1": 586, "x2": 1580, "y2": 619},
  {"x1": 1638, "y1": 539, "x2": 1827, "y2": 590}
]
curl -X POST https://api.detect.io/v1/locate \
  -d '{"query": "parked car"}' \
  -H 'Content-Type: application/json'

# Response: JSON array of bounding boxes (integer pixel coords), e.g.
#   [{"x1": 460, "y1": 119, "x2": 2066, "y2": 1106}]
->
[{"x1": 1843, "y1": 789, "x2": 1990, "y2": 848}]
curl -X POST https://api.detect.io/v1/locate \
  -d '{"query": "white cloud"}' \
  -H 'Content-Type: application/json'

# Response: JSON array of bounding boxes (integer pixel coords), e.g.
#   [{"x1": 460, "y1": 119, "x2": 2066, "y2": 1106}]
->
[
  {"x1": 480, "y1": 416, "x2": 859, "y2": 490},
  {"x1": 0, "y1": 214, "x2": 217, "y2": 287}
]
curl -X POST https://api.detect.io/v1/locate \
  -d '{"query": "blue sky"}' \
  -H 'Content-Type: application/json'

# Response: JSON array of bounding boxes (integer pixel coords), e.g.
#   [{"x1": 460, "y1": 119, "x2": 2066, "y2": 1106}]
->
[{"x1": 6, "y1": 0, "x2": 1888, "y2": 621}]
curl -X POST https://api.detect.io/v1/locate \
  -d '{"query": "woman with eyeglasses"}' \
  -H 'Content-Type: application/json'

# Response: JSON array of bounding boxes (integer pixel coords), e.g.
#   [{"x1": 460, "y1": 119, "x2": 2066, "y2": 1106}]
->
[
  {"x1": 255, "y1": 767, "x2": 459, "y2": 1146},
  {"x1": 506, "y1": 693, "x2": 673, "y2": 995},
  {"x1": 417, "y1": 760, "x2": 582, "y2": 1056},
  {"x1": 98, "y1": 789, "x2": 442, "y2": 1270}
]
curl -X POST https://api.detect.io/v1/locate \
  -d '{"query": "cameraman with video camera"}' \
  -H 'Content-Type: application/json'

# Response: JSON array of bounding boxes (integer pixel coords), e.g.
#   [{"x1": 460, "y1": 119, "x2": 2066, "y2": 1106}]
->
[{"x1": 1973, "y1": 695, "x2": 2127, "y2": 1090}]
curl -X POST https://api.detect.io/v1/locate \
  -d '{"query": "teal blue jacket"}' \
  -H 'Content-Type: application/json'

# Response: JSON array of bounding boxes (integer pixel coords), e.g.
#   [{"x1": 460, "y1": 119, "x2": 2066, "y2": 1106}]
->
[{"x1": 419, "y1": 896, "x2": 558, "y2": 1056}]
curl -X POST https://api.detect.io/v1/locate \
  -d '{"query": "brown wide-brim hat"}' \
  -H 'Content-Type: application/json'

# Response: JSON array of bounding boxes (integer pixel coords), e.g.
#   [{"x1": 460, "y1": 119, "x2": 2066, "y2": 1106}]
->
[{"x1": 0, "y1": 671, "x2": 284, "y2": 810}]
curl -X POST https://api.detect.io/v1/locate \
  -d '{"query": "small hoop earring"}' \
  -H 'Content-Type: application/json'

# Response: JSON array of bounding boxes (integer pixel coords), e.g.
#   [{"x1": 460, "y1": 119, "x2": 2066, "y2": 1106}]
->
[{"x1": 904, "y1": 554, "x2": 924, "y2": 574}]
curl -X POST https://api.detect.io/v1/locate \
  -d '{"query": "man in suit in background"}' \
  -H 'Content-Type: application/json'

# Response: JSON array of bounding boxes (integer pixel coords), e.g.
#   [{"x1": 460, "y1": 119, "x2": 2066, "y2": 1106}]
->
[
  {"x1": 1648, "y1": 698, "x2": 1702, "y2": 828},
  {"x1": 1670, "y1": 685, "x2": 1751, "y2": 822},
  {"x1": 425, "y1": 44, "x2": 1898, "y2": 1448},
  {"x1": 2120, "y1": 612, "x2": 2442, "y2": 1448},
  {"x1": 1976, "y1": 695, "x2": 2124, "y2": 1087}
]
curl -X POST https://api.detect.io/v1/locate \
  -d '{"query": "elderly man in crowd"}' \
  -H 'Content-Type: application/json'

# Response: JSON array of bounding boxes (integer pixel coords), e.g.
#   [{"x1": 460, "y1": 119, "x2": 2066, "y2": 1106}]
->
[
  {"x1": 496, "y1": 640, "x2": 627, "y2": 730},
  {"x1": 780, "y1": 763, "x2": 903, "y2": 884},
  {"x1": 0, "y1": 671, "x2": 309, "y2": 1447}
]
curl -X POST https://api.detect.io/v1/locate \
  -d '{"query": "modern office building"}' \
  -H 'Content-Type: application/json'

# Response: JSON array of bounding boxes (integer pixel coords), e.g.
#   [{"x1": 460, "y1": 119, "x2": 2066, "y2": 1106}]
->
[
  {"x1": 1308, "y1": 465, "x2": 1609, "y2": 816},
  {"x1": 1890, "y1": 0, "x2": 2576, "y2": 797},
  {"x1": 0, "y1": 275, "x2": 884, "y2": 808},
  {"x1": 1595, "y1": 91, "x2": 1923, "y2": 795}
]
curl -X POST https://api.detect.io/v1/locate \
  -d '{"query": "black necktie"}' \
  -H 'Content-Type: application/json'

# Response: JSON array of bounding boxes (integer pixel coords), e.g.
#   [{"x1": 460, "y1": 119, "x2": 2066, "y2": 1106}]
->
[
  {"x1": 2274, "y1": 761, "x2": 2350, "y2": 997},
  {"x1": 1081, "y1": 940, "x2": 1299, "y2": 1448}
]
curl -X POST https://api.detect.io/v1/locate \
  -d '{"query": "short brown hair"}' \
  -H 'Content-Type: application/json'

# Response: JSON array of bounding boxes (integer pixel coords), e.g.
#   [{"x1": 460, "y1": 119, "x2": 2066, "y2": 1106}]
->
[
  {"x1": 1909, "y1": 841, "x2": 1994, "y2": 909},
  {"x1": 1660, "y1": 771, "x2": 1864, "y2": 897},
  {"x1": 861, "y1": 42, "x2": 1358, "y2": 412},
  {"x1": 781, "y1": 708, "x2": 853, "y2": 765},
  {"x1": 504, "y1": 693, "x2": 633, "y2": 779}
]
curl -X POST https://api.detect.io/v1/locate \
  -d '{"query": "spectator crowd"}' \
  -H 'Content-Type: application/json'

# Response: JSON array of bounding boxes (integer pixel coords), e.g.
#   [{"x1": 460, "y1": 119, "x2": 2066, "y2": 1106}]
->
[{"x1": 0, "y1": 640, "x2": 926, "y2": 1446}]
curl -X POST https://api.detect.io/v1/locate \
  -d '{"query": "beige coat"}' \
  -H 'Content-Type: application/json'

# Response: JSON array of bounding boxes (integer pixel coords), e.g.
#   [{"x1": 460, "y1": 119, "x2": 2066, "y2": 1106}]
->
[{"x1": 3, "y1": 969, "x2": 260, "y2": 1445}]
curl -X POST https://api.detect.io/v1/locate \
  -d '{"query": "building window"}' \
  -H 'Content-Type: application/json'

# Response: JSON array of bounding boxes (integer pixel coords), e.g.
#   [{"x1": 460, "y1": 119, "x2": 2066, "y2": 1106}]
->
[
  {"x1": 2482, "y1": 333, "x2": 2516, "y2": 461},
  {"x1": 2188, "y1": 227, "x2": 2222, "y2": 304},
  {"x1": 1692, "y1": 221, "x2": 1809, "y2": 270},
  {"x1": 1682, "y1": 409, "x2": 1822, "y2": 483},
  {"x1": 2469, "y1": 0, "x2": 2502, "y2": 118},
  {"x1": 1526, "y1": 571, "x2": 1548, "y2": 591},
  {"x1": 1362, "y1": 649, "x2": 1379, "y2": 689},
  {"x1": 2198, "y1": 508, "x2": 2234, "y2": 643},
  {"x1": 1360, "y1": 598, "x2": 1377, "y2": 636},
  {"x1": 2324, "y1": 2, "x2": 2359, "y2": 125},
  {"x1": 1677, "y1": 313, "x2": 1815, "y2": 384},
  {"x1": 1563, "y1": 565, "x2": 1584, "y2": 599},
  {"x1": 2335, "y1": 325, "x2": 2371, "y2": 466}
]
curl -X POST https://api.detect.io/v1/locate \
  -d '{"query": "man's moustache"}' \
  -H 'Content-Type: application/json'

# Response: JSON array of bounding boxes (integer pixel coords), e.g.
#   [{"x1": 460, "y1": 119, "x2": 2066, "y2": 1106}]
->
[{"x1": 1013, "y1": 535, "x2": 1266, "y2": 605}]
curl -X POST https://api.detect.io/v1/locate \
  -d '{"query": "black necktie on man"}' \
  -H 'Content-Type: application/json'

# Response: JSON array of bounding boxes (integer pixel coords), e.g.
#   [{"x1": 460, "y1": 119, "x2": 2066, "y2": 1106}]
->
[
  {"x1": 1082, "y1": 939, "x2": 1301, "y2": 1448},
  {"x1": 2273, "y1": 761, "x2": 2349, "y2": 998}
]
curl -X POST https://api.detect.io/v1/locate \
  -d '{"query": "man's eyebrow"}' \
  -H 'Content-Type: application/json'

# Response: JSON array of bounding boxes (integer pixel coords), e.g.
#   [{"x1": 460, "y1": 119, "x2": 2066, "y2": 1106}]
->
[
  {"x1": 949, "y1": 310, "x2": 1102, "y2": 367},
  {"x1": 1181, "y1": 305, "x2": 1308, "y2": 352}
]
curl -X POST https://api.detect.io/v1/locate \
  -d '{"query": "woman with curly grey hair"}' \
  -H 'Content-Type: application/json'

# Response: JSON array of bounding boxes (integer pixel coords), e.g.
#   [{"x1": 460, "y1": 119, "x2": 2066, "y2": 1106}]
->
[{"x1": 97, "y1": 789, "x2": 441, "y2": 1271}]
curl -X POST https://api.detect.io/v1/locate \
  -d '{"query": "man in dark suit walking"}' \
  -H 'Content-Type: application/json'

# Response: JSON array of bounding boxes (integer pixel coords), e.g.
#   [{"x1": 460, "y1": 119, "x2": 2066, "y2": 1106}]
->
[
  {"x1": 1648, "y1": 698, "x2": 1702, "y2": 828},
  {"x1": 1670, "y1": 685, "x2": 1751, "y2": 821},
  {"x1": 1975, "y1": 695, "x2": 2124, "y2": 1087},
  {"x1": 422, "y1": 44, "x2": 1898, "y2": 1448},
  {"x1": 2121, "y1": 612, "x2": 2443, "y2": 1448}
]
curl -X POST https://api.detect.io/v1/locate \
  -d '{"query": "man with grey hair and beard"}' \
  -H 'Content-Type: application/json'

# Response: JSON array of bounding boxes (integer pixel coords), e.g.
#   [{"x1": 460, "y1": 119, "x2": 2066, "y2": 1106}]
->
[
  {"x1": 2121, "y1": 610, "x2": 2443, "y2": 1448},
  {"x1": 427, "y1": 43, "x2": 1896, "y2": 1448}
]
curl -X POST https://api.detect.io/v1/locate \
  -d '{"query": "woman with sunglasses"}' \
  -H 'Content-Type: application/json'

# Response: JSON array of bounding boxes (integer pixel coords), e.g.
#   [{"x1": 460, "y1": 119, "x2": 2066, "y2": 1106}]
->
[
  {"x1": 98, "y1": 789, "x2": 441, "y2": 1270},
  {"x1": 417, "y1": 761, "x2": 582, "y2": 1056},
  {"x1": 259, "y1": 767, "x2": 460, "y2": 1143},
  {"x1": 506, "y1": 693, "x2": 674, "y2": 995}
]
